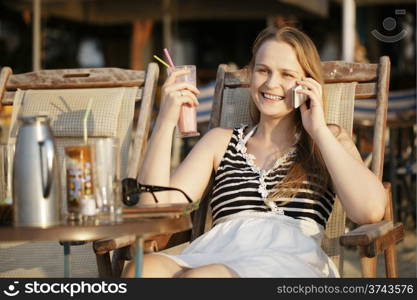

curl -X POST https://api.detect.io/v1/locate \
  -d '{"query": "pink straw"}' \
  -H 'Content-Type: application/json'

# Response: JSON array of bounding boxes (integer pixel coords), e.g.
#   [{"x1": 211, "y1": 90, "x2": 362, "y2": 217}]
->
[{"x1": 163, "y1": 48, "x2": 175, "y2": 68}]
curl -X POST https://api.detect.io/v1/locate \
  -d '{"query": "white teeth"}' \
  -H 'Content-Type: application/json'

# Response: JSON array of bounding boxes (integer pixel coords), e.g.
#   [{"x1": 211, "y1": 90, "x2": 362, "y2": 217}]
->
[{"x1": 263, "y1": 93, "x2": 283, "y2": 101}]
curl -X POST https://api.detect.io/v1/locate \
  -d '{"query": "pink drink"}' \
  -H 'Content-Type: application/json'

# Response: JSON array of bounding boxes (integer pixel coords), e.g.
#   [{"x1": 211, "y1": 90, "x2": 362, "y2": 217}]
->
[
  {"x1": 168, "y1": 65, "x2": 199, "y2": 138},
  {"x1": 178, "y1": 104, "x2": 198, "y2": 137}
]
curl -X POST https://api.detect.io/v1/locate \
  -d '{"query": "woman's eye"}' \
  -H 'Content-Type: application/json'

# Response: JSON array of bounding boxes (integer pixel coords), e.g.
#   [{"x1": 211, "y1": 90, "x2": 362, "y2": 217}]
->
[
  {"x1": 257, "y1": 69, "x2": 267, "y2": 73},
  {"x1": 284, "y1": 73, "x2": 294, "y2": 78}
]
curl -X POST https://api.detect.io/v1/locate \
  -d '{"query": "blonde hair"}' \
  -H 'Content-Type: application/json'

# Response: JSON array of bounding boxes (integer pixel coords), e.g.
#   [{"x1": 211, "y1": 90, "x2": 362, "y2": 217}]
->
[{"x1": 248, "y1": 26, "x2": 331, "y2": 202}]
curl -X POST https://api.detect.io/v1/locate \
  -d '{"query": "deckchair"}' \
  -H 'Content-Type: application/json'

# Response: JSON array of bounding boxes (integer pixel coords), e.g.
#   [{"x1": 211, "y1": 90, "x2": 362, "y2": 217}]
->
[
  {"x1": 200, "y1": 57, "x2": 404, "y2": 277},
  {"x1": 97, "y1": 57, "x2": 405, "y2": 278},
  {"x1": 0, "y1": 64, "x2": 159, "y2": 277}
]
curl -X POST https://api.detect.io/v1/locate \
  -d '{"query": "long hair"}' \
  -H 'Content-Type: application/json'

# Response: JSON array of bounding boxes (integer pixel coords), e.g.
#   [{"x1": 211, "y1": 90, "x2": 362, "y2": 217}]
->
[{"x1": 248, "y1": 26, "x2": 331, "y2": 202}]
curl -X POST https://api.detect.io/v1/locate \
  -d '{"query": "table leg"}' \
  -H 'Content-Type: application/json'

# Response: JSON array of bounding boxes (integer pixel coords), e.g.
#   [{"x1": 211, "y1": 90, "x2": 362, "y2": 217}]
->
[
  {"x1": 63, "y1": 242, "x2": 71, "y2": 278},
  {"x1": 134, "y1": 236, "x2": 144, "y2": 278}
]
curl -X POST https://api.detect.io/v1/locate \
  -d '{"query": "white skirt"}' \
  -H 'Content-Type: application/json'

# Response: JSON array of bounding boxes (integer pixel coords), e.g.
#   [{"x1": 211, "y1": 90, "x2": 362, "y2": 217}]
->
[{"x1": 158, "y1": 211, "x2": 340, "y2": 278}]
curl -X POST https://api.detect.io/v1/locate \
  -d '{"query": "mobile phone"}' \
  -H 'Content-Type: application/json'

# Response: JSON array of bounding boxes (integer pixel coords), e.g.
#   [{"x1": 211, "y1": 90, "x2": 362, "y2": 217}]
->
[{"x1": 291, "y1": 85, "x2": 308, "y2": 109}]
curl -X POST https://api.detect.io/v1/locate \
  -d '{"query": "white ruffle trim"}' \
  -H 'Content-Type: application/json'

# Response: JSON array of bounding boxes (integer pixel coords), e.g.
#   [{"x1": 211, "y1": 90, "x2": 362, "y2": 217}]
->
[{"x1": 236, "y1": 124, "x2": 296, "y2": 213}]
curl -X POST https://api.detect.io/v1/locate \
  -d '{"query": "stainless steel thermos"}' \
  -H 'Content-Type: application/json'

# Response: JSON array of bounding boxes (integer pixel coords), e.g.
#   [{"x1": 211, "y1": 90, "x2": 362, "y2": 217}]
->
[{"x1": 13, "y1": 115, "x2": 61, "y2": 227}]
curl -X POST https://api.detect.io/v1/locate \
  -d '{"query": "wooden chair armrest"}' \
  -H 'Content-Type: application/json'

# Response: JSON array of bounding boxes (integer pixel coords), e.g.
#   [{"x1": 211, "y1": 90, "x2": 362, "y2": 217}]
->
[
  {"x1": 146, "y1": 230, "x2": 192, "y2": 251},
  {"x1": 340, "y1": 220, "x2": 394, "y2": 246},
  {"x1": 340, "y1": 221, "x2": 404, "y2": 257},
  {"x1": 93, "y1": 203, "x2": 196, "y2": 256},
  {"x1": 93, "y1": 235, "x2": 137, "y2": 255},
  {"x1": 93, "y1": 229, "x2": 192, "y2": 256}
]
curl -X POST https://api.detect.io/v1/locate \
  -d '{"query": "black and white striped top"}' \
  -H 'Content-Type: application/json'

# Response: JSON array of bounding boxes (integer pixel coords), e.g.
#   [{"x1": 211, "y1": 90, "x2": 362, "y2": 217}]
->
[{"x1": 210, "y1": 125, "x2": 335, "y2": 228}]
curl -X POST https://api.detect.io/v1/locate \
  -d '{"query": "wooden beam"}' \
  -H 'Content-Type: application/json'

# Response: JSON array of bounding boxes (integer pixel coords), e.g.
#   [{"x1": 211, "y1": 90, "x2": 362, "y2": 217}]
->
[
  {"x1": 342, "y1": 0, "x2": 356, "y2": 62},
  {"x1": 32, "y1": 0, "x2": 41, "y2": 71},
  {"x1": 130, "y1": 20, "x2": 154, "y2": 70}
]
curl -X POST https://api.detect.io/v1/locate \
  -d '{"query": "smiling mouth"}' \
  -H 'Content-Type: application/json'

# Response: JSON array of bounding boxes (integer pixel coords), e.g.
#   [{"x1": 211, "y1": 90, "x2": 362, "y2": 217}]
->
[{"x1": 261, "y1": 92, "x2": 285, "y2": 102}]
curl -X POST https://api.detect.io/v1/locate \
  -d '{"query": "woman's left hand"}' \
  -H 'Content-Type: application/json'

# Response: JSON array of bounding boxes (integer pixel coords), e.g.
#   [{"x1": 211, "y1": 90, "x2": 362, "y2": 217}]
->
[{"x1": 297, "y1": 77, "x2": 327, "y2": 139}]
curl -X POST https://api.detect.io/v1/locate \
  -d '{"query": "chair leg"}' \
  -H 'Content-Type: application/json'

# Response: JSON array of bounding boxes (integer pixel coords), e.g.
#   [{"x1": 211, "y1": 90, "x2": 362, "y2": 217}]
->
[
  {"x1": 359, "y1": 247, "x2": 377, "y2": 277},
  {"x1": 111, "y1": 246, "x2": 133, "y2": 277},
  {"x1": 95, "y1": 252, "x2": 113, "y2": 278},
  {"x1": 384, "y1": 244, "x2": 398, "y2": 278}
]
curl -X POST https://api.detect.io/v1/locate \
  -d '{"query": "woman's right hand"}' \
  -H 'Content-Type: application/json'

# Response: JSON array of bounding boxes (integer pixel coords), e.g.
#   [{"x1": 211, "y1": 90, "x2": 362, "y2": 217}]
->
[{"x1": 158, "y1": 69, "x2": 200, "y2": 127}]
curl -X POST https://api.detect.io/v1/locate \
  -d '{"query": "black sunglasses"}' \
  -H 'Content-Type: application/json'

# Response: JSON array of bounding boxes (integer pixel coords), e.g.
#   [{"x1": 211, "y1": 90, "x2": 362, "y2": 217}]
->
[{"x1": 121, "y1": 178, "x2": 193, "y2": 206}]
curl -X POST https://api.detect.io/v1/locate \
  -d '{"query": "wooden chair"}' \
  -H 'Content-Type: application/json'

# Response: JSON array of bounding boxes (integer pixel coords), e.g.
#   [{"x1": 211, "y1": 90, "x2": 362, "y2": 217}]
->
[
  {"x1": 93, "y1": 57, "x2": 405, "y2": 278},
  {"x1": 0, "y1": 64, "x2": 159, "y2": 277}
]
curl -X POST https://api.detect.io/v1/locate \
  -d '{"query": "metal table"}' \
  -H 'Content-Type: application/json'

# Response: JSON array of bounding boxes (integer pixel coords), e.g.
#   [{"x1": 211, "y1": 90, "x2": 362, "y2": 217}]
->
[{"x1": 0, "y1": 209, "x2": 192, "y2": 278}]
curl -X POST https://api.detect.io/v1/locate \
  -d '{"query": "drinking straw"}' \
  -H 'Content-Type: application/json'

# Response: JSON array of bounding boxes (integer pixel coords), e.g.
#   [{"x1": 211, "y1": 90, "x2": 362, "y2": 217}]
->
[
  {"x1": 153, "y1": 55, "x2": 170, "y2": 69},
  {"x1": 163, "y1": 48, "x2": 175, "y2": 68},
  {"x1": 83, "y1": 98, "x2": 93, "y2": 144}
]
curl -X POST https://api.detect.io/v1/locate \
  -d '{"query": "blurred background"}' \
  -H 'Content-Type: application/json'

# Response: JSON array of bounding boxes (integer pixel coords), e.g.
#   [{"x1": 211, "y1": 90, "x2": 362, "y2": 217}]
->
[{"x1": 0, "y1": 0, "x2": 415, "y2": 277}]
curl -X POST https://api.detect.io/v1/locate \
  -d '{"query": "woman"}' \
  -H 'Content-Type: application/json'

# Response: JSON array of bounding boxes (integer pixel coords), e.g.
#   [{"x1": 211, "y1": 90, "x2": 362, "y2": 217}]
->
[{"x1": 123, "y1": 26, "x2": 386, "y2": 278}]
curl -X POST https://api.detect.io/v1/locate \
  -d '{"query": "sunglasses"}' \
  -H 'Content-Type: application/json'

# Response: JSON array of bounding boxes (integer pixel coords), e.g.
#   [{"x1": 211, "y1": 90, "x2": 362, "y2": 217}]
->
[{"x1": 121, "y1": 178, "x2": 193, "y2": 206}]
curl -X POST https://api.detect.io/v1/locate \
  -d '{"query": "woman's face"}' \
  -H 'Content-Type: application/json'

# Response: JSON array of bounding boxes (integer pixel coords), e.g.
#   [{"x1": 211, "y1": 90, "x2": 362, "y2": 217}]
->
[{"x1": 250, "y1": 39, "x2": 306, "y2": 119}]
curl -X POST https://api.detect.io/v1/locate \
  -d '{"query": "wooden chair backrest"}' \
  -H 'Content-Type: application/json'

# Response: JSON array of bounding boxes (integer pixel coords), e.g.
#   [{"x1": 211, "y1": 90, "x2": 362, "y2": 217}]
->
[
  {"x1": 191, "y1": 57, "x2": 390, "y2": 275},
  {"x1": 0, "y1": 64, "x2": 159, "y2": 181}
]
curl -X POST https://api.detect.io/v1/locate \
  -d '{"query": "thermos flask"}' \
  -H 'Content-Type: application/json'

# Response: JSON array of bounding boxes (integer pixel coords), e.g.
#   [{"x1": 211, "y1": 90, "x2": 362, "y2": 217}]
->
[{"x1": 13, "y1": 115, "x2": 61, "y2": 227}]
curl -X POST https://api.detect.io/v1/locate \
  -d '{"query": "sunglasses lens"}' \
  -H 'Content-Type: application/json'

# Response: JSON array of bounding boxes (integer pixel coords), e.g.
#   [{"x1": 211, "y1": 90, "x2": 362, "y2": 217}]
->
[
  {"x1": 122, "y1": 193, "x2": 140, "y2": 206},
  {"x1": 122, "y1": 178, "x2": 139, "y2": 206}
]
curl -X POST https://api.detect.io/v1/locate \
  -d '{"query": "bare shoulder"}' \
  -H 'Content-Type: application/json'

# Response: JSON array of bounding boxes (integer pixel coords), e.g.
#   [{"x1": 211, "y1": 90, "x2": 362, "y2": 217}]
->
[
  {"x1": 191, "y1": 127, "x2": 233, "y2": 155},
  {"x1": 202, "y1": 127, "x2": 233, "y2": 150},
  {"x1": 201, "y1": 127, "x2": 234, "y2": 169},
  {"x1": 201, "y1": 127, "x2": 233, "y2": 144}
]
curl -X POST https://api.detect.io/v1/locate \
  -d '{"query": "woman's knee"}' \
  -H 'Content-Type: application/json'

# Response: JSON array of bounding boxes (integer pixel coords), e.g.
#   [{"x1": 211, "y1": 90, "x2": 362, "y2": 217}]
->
[
  {"x1": 178, "y1": 264, "x2": 239, "y2": 278},
  {"x1": 123, "y1": 254, "x2": 184, "y2": 278}
]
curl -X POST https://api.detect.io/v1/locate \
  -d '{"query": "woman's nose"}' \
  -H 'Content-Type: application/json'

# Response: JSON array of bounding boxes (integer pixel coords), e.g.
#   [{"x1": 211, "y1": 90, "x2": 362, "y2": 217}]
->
[{"x1": 265, "y1": 73, "x2": 281, "y2": 89}]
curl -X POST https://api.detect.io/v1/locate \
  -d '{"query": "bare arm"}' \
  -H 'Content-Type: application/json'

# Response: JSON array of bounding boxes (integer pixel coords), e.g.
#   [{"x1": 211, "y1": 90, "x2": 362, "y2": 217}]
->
[
  {"x1": 171, "y1": 127, "x2": 232, "y2": 203},
  {"x1": 139, "y1": 125, "x2": 228, "y2": 205},
  {"x1": 315, "y1": 124, "x2": 386, "y2": 224},
  {"x1": 138, "y1": 69, "x2": 200, "y2": 204},
  {"x1": 297, "y1": 77, "x2": 386, "y2": 225},
  {"x1": 138, "y1": 69, "x2": 230, "y2": 205}
]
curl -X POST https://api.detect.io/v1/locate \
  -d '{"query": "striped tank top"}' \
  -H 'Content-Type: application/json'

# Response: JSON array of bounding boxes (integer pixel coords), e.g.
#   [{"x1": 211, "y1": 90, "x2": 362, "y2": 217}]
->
[{"x1": 211, "y1": 125, "x2": 336, "y2": 228}]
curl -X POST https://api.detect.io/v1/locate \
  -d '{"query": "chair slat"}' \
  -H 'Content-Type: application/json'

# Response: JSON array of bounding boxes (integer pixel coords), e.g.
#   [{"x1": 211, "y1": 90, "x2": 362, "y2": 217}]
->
[
  {"x1": 6, "y1": 68, "x2": 145, "y2": 90},
  {"x1": 223, "y1": 74, "x2": 377, "y2": 100},
  {"x1": 223, "y1": 61, "x2": 379, "y2": 87},
  {"x1": 322, "y1": 61, "x2": 378, "y2": 83},
  {"x1": 209, "y1": 64, "x2": 228, "y2": 129},
  {"x1": 3, "y1": 89, "x2": 144, "y2": 105},
  {"x1": 355, "y1": 82, "x2": 377, "y2": 99},
  {"x1": 371, "y1": 56, "x2": 390, "y2": 180},
  {"x1": 0, "y1": 67, "x2": 12, "y2": 110},
  {"x1": 127, "y1": 63, "x2": 159, "y2": 179},
  {"x1": 224, "y1": 69, "x2": 249, "y2": 87},
  {"x1": 2, "y1": 92, "x2": 14, "y2": 105}
]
